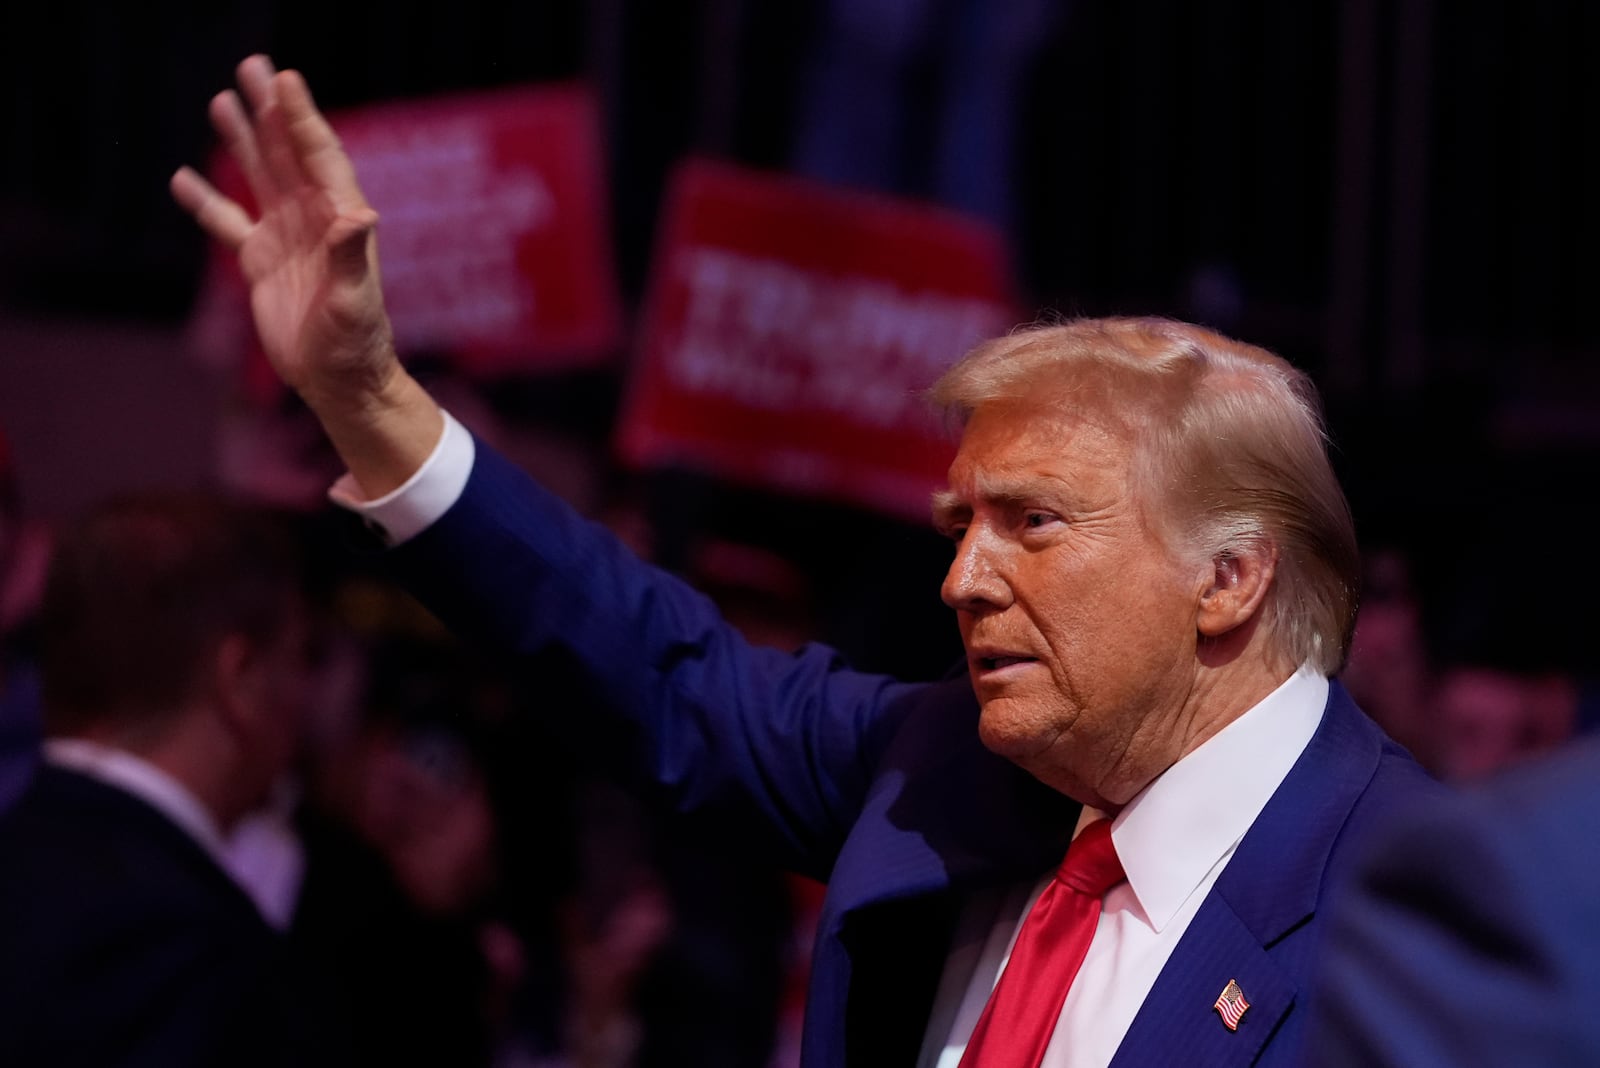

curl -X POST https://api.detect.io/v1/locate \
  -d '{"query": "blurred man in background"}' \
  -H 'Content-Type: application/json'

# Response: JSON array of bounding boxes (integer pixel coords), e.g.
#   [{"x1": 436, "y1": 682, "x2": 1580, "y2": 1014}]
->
[{"x1": 0, "y1": 492, "x2": 340, "y2": 1067}]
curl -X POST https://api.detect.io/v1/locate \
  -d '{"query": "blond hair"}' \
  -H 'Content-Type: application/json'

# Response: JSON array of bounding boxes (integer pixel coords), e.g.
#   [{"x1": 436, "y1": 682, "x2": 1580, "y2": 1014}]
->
[{"x1": 930, "y1": 316, "x2": 1359, "y2": 674}]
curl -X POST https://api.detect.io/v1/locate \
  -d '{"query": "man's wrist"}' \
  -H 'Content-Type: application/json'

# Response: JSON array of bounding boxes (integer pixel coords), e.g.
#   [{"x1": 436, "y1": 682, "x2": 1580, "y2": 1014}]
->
[
  {"x1": 329, "y1": 408, "x2": 475, "y2": 547},
  {"x1": 307, "y1": 370, "x2": 445, "y2": 500}
]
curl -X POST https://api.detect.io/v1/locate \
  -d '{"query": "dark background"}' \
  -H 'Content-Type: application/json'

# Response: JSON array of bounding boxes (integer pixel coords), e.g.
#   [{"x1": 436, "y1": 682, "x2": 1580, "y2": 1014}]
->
[{"x1": 1, "y1": 0, "x2": 1595, "y2": 680}]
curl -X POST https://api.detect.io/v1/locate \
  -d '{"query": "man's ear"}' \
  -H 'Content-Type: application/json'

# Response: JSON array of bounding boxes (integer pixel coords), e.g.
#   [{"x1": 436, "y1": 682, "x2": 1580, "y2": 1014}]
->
[
  {"x1": 210, "y1": 633, "x2": 261, "y2": 731},
  {"x1": 1196, "y1": 544, "x2": 1277, "y2": 638}
]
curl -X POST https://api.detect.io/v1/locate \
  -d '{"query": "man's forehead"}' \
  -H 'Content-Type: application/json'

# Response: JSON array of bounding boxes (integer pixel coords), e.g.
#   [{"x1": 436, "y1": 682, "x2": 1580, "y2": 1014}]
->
[
  {"x1": 959, "y1": 384, "x2": 1134, "y2": 438},
  {"x1": 934, "y1": 400, "x2": 1136, "y2": 515},
  {"x1": 954, "y1": 401, "x2": 1127, "y2": 468}
]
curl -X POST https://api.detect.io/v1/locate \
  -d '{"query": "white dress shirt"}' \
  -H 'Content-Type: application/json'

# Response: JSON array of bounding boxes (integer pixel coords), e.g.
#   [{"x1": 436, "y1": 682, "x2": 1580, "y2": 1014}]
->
[
  {"x1": 222, "y1": 777, "x2": 308, "y2": 931},
  {"x1": 328, "y1": 409, "x2": 475, "y2": 546}
]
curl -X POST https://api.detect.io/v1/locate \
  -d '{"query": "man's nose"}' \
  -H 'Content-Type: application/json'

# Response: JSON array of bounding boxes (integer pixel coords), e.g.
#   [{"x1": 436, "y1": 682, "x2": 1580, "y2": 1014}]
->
[{"x1": 941, "y1": 527, "x2": 1011, "y2": 612}]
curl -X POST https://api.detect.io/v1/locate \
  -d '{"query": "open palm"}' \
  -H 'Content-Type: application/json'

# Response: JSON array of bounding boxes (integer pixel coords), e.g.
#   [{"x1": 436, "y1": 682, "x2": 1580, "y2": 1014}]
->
[{"x1": 172, "y1": 55, "x2": 395, "y2": 407}]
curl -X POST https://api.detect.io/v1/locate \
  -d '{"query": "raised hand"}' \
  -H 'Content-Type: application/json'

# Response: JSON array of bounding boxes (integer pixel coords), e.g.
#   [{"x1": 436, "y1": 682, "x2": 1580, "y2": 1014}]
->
[{"x1": 173, "y1": 55, "x2": 441, "y2": 496}]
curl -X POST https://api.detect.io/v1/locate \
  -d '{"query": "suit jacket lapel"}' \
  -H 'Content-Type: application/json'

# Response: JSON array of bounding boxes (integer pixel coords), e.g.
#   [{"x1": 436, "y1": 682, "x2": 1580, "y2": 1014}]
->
[
  {"x1": 1109, "y1": 895, "x2": 1296, "y2": 1068},
  {"x1": 1110, "y1": 684, "x2": 1384, "y2": 1068}
]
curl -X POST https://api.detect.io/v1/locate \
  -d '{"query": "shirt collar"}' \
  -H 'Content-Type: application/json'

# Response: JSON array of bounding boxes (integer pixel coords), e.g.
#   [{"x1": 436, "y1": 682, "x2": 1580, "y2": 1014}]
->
[
  {"x1": 1103, "y1": 666, "x2": 1328, "y2": 932},
  {"x1": 44, "y1": 737, "x2": 234, "y2": 872}
]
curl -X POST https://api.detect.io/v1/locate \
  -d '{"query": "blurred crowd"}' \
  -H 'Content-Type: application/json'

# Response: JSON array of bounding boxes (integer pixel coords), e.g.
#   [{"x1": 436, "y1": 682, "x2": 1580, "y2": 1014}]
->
[{"x1": 1341, "y1": 545, "x2": 1598, "y2": 783}]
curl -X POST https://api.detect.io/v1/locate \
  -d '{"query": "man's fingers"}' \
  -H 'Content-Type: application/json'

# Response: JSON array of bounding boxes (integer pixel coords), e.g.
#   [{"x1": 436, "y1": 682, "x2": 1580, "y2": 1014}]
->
[
  {"x1": 235, "y1": 55, "x2": 308, "y2": 201},
  {"x1": 236, "y1": 54, "x2": 278, "y2": 116},
  {"x1": 255, "y1": 99, "x2": 313, "y2": 202},
  {"x1": 170, "y1": 166, "x2": 254, "y2": 249},
  {"x1": 208, "y1": 90, "x2": 271, "y2": 210},
  {"x1": 276, "y1": 70, "x2": 371, "y2": 215}
]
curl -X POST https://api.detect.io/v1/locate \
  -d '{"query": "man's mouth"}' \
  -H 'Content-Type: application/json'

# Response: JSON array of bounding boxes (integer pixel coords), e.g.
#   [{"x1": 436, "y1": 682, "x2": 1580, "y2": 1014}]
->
[{"x1": 978, "y1": 655, "x2": 1037, "y2": 671}]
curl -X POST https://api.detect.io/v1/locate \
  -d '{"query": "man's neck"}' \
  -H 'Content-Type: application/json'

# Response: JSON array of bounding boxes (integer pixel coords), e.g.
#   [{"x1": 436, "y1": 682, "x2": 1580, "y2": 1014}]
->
[{"x1": 1172, "y1": 655, "x2": 1300, "y2": 768}]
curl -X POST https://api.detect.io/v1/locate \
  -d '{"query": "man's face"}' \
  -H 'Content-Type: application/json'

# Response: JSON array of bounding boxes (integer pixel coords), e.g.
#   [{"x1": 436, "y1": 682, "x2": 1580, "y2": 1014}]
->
[
  {"x1": 1432, "y1": 667, "x2": 1570, "y2": 781},
  {"x1": 936, "y1": 396, "x2": 1207, "y2": 807}
]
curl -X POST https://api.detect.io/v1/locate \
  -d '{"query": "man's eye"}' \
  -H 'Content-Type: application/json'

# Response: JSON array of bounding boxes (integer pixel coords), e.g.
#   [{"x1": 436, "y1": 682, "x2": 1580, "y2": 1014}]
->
[
  {"x1": 947, "y1": 526, "x2": 968, "y2": 543},
  {"x1": 1023, "y1": 512, "x2": 1058, "y2": 530}
]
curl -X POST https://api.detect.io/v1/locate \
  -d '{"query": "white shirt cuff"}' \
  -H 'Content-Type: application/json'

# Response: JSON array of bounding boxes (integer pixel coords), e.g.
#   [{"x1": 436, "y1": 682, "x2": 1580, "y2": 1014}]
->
[{"x1": 327, "y1": 409, "x2": 476, "y2": 546}]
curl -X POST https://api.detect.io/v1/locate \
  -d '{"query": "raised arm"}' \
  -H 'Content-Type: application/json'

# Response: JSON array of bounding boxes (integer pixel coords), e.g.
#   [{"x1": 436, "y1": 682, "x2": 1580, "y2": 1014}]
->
[{"x1": 171, "y1": 54, "x2": 439, "y2": 497}]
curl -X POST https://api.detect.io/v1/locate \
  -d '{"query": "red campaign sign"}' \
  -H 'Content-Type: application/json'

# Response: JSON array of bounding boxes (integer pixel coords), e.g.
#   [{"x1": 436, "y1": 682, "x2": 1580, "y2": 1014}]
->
[
  {"x1": 616, "y1": 159, "x2": 1021, "y2": 523},
  {"x1": 201, "y1": 83, "x2": 623, "y2": 400}
]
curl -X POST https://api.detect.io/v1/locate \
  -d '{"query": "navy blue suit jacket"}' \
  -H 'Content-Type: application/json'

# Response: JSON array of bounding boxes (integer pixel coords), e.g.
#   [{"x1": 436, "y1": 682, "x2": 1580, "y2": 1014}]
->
[
  {"x1": 389, "y1": 440, "x2": 1439, "y2": 1067},
  {"x1": 1306, "y1": 733, "x2": 1600, "y2": 1067}
]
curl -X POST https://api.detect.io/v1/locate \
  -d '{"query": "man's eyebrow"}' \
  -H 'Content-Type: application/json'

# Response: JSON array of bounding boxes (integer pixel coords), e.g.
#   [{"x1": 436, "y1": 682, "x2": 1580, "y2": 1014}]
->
[
  {"x1": 930, "y1": 490, "x2": 969, "y2": 530},
  {"x1": 931, "y1": 473, "x2": 1080, "y2": 532}
]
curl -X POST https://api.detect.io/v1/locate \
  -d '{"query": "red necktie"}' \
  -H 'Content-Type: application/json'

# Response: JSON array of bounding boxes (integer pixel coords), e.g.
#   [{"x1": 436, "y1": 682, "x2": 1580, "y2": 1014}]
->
[{"x1": 958, "y1": 817, "x2": 1126, "y2": 1068}]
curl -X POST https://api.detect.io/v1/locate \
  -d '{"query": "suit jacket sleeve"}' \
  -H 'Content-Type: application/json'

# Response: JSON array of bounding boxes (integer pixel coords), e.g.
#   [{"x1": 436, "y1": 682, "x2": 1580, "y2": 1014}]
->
[
  {"x1": 1305, "y1": 739, "x2": 1600, "y2": 1068},
  {"x1": 385, "y1": 437, "x2": 929, "y2": 881}
]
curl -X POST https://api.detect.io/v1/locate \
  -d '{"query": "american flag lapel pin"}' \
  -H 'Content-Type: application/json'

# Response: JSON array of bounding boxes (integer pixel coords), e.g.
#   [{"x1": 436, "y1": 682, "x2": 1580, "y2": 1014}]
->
[{"x1": 1213, "y1": 979, "x2": 1249, "y2": 1031}]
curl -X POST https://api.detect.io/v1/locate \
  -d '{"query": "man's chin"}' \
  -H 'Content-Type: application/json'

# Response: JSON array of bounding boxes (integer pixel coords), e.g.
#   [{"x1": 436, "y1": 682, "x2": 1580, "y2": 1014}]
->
[
  {"x1": 975, "y1": 709, "x2": 1117, "y2": 807},
  {"x1": 975, "y1": 701, "x2": 1055, "y2": 763}
]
